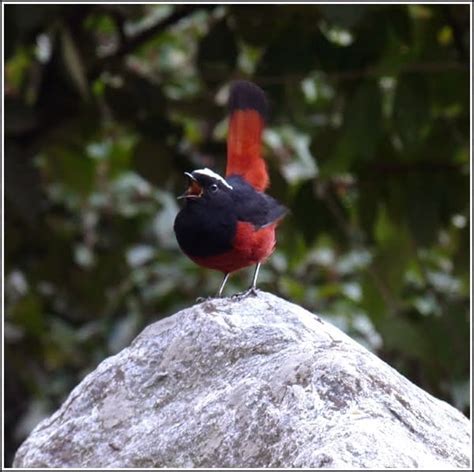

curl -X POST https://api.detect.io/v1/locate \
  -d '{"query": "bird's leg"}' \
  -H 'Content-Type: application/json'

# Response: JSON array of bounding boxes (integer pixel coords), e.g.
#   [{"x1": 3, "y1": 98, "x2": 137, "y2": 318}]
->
[
  {"x1": 249, "y1": 262, "x2": 261, "y2": 293},
  {"x1": 231, "y1": 263, "x2": 261, "y2": 299},
  {"x1": 217, "y1": 272, "x2": 231, "y2": 298},
  {"x1": 196, "y1": 273, "x2": 230, "y2": 302}
]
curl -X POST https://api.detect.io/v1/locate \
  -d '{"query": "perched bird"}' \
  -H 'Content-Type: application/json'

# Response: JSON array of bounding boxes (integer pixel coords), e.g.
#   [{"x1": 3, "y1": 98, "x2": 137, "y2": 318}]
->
[{"x1": 174, "y1": 80, "x2": 287, "y2": 297}]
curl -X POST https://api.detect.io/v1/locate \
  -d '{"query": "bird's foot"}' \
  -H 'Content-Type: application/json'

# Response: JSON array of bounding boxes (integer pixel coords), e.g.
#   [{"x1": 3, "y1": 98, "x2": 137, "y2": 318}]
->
[
  {"x1": 231, "y1": 287, "x2": 260, "y2": 300},
  {"x1": 196, "y1": 295, "x2": 219, "y2": 303}
]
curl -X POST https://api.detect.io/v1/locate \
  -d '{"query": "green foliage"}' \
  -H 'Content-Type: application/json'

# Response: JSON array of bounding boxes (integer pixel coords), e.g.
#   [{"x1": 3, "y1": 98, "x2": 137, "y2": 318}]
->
[{"x1": 4, "y1": 4, "x2": 470, "y2": 465}]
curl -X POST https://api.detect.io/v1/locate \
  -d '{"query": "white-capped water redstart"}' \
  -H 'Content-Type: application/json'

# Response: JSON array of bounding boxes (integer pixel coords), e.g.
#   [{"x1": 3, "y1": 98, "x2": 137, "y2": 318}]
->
[{"x1": 174, "y1": 80, "x2": 287, "y2": 297}]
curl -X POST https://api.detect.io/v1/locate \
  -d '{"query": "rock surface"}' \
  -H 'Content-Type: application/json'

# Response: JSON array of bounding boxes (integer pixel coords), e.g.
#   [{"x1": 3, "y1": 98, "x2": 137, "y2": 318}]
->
[{"x1": 14, "y1": 291, "x2": 471, "y2": 468}]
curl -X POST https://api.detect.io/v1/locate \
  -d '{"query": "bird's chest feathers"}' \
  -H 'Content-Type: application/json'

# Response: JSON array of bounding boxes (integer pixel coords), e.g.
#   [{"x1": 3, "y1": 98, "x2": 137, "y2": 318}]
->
[{"x1": 174, "y1": 204, "x2": 237, "y2": 257}]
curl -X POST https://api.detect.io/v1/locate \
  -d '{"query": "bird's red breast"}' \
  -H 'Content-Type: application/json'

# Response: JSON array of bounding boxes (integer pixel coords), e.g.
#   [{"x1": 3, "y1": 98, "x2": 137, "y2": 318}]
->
[{"x1": 190, "y1": 221, "x2": 277, "y2": 273}]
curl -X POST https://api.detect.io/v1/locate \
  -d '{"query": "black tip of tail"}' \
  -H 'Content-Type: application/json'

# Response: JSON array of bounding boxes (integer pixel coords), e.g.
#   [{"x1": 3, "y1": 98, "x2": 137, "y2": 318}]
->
[{"x1": 228, "y1": 80, "x2": 268, "y2": 121}]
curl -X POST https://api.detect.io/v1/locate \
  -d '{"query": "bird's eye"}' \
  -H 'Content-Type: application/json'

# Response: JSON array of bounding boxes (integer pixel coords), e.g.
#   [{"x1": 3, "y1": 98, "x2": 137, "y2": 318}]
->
[{"x1": 210, "y1": 184, "x2": 219, "y2": 193}]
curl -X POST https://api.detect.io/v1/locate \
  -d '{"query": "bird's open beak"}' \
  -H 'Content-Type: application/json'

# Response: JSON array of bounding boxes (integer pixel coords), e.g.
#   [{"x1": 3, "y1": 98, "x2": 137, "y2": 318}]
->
[{"x1": 177, "y1": 172, "x2": 203, "y2": 199}]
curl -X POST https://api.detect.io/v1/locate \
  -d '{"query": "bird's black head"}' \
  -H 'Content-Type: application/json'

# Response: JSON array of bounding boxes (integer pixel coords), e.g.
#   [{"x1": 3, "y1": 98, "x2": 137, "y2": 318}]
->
[{"x1": 178, "y1": 168, "x2": 233, "y2": 206}]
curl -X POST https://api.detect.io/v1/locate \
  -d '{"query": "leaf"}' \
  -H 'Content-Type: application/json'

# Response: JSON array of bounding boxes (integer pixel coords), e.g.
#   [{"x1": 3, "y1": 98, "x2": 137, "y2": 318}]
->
[
  {"x1": 372, "y1": 205, "x2": 413, "y2": 298},
  {"x1": 126, "y1": 245, "x2": 155, "y2": 268},
  {"x1": 397, "y1": 176, "x2": 440, "y2": 247},
  {"x1": 357, "y1": 179, "x2": 380, "y2": 241},
  {"x1": 429, "y1": 72, "x2": 469, "y2": 116},
  {"x1": 61, "y1": 25, "x2": 89, "y2": 100},
  {"x1": 291, "y1": 181, "x2": 319, "y2": 245},
  {"x1": 87, "y1": 133, "x2": 136, "y2": 181},
  {"x1": 453, "y1": 224, "x2": 469, "y2": 275},
  {"x1": 264, "y1": 127, "x2": 317, "y2": 185},
  {"x1": 328, "y1": 81, "x2": 382, "y2": 174},
  {"x1": 74, "y1": 244, "x2": 95, "y2": 268},
  {"x1": 10, "y1": 293, "x2": 45, "y2": 337},
  {"x1": 291, "y1": 180, "x2": 349, "y2": 246},
  {"x1": 361, "y1": 271, "x2": 387, "y2": 322},
  {"x1": 47, "y1": 144, "x2": 96, "y2": 197},
  {"x1": 392, "y1": 73, "x2": 430, "y2": 150},
  {"x1": 378, "y1": 316, "x2": 431, "y2": 361},
  {"x1": 313, "y1": 7, "x2": 389, "y2": 72}
]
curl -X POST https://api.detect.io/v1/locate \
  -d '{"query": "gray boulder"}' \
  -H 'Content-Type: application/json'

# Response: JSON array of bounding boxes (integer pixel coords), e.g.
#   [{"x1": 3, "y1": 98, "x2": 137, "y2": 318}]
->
[{"x1": 13, "y1": 291, "x2": 471, "y2": 468}]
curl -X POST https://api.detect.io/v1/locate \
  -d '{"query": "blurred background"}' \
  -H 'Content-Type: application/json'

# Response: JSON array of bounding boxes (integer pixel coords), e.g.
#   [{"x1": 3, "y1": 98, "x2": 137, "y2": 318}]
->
[{"x1": 4, "y1": 3, "x2": 470, "y2": 465}]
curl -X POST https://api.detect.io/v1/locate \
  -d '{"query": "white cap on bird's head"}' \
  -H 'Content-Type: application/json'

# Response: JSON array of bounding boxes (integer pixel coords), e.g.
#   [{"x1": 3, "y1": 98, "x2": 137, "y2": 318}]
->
[{"x1": 192, "y1": 168, "x2": 233, "y2": 189}]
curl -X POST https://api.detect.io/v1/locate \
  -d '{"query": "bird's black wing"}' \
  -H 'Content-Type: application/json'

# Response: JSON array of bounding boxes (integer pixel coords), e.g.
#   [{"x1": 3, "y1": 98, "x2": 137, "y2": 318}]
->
[{"x1": 228, "y1": 175, "x2": 288, "y2": 229}]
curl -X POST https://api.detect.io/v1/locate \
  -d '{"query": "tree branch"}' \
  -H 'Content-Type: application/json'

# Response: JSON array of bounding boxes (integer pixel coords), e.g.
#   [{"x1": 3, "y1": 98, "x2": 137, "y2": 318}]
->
[{"x1": 89, "y1": 5, "x2": 214, "y2": 80}]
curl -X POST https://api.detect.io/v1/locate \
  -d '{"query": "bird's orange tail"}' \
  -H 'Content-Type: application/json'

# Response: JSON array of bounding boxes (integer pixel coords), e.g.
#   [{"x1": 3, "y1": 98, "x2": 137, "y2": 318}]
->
[{"x1": 226, "y1": 81, "x2": 269, "y2": 192}]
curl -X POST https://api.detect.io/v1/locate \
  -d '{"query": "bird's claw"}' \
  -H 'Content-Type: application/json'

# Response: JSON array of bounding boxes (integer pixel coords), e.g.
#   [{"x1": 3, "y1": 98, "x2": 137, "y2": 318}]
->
[
  {"x1": 231, "y1": 287, "x2": 260, "y2": 300},
  {"x1": 196, "y1": 296, "x2": 216, "y2": 303},
  {"x1": 196, "y1": 287, "x2": 259, "y2": 303}
]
